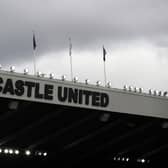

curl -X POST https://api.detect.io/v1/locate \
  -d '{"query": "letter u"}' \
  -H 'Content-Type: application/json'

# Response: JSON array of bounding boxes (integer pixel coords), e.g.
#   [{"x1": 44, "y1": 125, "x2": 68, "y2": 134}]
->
[{"x1": 58, "y1": 86, "x2": 68, "y2": 102}]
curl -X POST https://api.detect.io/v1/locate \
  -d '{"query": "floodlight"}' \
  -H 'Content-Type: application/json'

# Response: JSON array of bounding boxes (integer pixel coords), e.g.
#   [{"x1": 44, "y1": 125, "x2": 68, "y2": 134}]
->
[
  {"x1": 128, "y1": 86, "x2": 133, "y2": 91},
  {"x1": 85, "y1": 79, "x2": 90, "y2": 85},
  {"x1": 24, "y1": 68, "x2": 29, "y2": 75},
  {"x1": 38, "y1": 152, "x2": 42, "y2": 156},
  {"x1": 25, "y1": 150, "x2": 31, "y2": 156},
  {"x1": 61, "y1": 75, "x2": 66, "y2": 81},
  {"x1": 49, "y1": 73, "x2": 54, "y2": 79},
  {"x1": 37, "y1": 71, "x2": 42, "y2": 77},
  {"x1": 141, "y1": 159, "x2": 145, "y2": 163},
  {"x1": 9, "y1": 149, "x2": 13, "y2": 154},
  {"x1": 158, "y1": 91, "x2": 162, "y2": 96},
  {"x1": 163, "y1": 91, "x2": 167, "y2": 96},
  {"x1": 14, "y1": 150, "x2": 19, "y2": 155},
  {"x1": 96, "y1": 81, "x2": 101, "y2": 86},
  {"x1": 123, "y1": 85, "x2": 128, "y2": 91},
  {"x1": 4, "y1": 149, "x2": 9, "y2": 154},
  {"x1": 139, "y1": 88, "x2": 143, "y2": 93},
  {"x1": 10, "y1": 66, "x2": 15, "y2": 72},
  {"x1": 43, "y1": 152, "x2": 47, "y2": 156},
  {"x1": 117, "y1": 157, "x2": 121, "y2": 161},
  {"x1": 73, "y1": 76, "x2": 78, "y2": 83},
  {"x1": 107, "y1": 82, "x2": 112, "y2": 88},
  {"x1": 153, "y1": 90, "x2": 157, "y2": 96},
  {"x1": 149, "y1": 89, "x2": 153, "y2": 95},
  {"x1": 134, "y1": 87, "x2": 138, "y2": 92}
]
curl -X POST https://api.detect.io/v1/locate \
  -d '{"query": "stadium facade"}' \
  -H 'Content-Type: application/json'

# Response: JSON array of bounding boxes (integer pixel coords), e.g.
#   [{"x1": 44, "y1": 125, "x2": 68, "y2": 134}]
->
[{"x1": 0, "y1": 69, "x2": 167, "y2": 167}]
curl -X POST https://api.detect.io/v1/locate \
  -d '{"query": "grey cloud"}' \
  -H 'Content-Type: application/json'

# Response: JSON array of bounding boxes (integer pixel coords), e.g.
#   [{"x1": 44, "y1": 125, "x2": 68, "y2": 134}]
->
[{"x1": 0, "y1": 0, "x2": 168, "y2": 64}]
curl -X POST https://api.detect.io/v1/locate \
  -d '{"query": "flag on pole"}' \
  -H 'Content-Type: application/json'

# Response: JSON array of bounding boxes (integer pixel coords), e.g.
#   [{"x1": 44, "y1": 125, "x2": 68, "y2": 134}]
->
[
  {"x1": 33, "y1": 33, "x2": 37, "y2": 50},
  {"x1": 103, "y1": 46, "x2": 106, "y2": 62},
  {"x1": 32, "y1": 32, "x2": 37, "y2": 75}
]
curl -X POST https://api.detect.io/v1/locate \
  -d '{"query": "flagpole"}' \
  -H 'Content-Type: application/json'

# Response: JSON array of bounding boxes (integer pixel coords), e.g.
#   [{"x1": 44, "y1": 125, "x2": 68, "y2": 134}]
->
[
  {"x1": 104, "y1": 60, "x2": 107, "y2": 86},
  {"x1": 33, "y1": 49, "x2": 37, "y2": 75},
  {"x1": 70, "y1": 54, "x2": 73, "y2": 81},
  {"x1": 69, "y1": 38, "x2": 73, "y2": 81}
]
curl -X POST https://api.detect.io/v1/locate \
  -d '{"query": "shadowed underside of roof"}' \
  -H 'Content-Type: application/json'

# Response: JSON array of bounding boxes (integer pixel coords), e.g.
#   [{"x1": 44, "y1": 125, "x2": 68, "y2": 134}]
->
[{"x1": 0, "y1": 97, "x2": 167, "y2": 167}]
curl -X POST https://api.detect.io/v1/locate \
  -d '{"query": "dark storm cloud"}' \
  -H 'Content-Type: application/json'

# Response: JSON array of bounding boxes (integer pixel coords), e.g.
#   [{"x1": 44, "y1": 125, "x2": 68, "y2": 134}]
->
[{"x1": 1, "y1": 0, "x2": 168, "y2": 63}]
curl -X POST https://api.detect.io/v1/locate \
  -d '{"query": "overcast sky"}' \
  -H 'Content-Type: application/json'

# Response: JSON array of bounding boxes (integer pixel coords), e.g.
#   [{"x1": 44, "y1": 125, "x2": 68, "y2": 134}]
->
[{"x1": 1, "y1": 0, "x2": 168, "y2": 91}]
